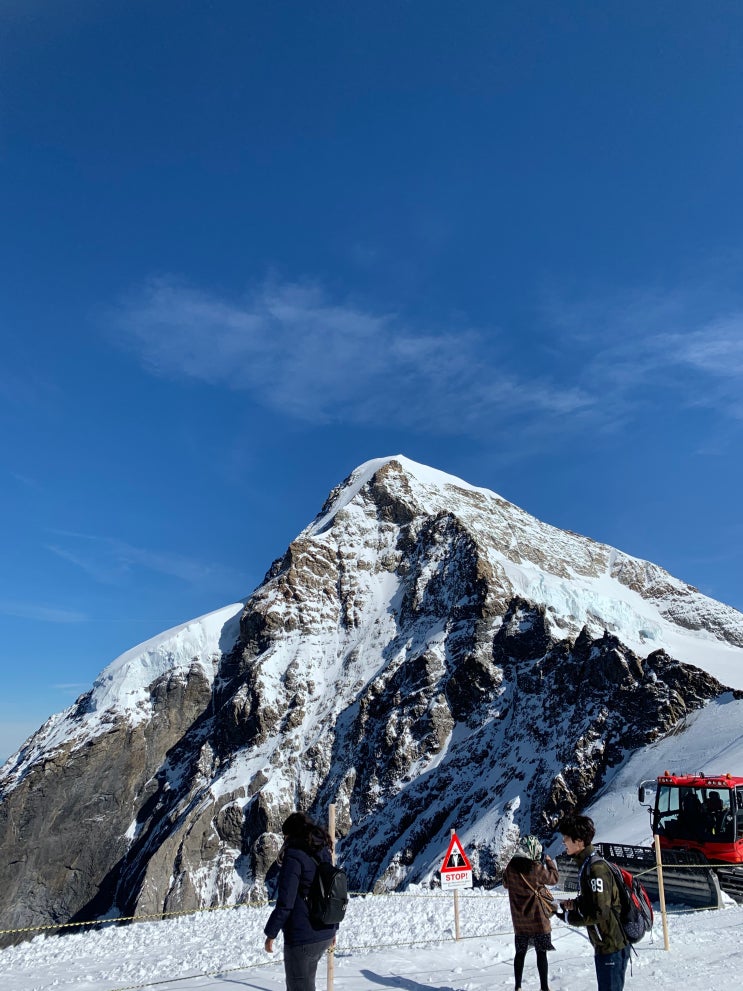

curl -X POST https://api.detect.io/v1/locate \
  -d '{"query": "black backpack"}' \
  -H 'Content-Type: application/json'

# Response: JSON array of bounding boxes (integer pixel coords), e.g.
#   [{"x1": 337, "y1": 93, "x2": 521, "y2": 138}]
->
[
  {"x1": 306, "y1": 858, "x2": 349, "y2": 926},
  {"x1": 587, "y1": 854, "x2": 653, "y2": 944}
]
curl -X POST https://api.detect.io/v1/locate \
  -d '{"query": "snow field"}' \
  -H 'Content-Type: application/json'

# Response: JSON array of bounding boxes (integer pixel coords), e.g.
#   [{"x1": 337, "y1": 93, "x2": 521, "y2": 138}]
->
[{"x1": 2, "y1": 888, "x2": 743, "y2": 991}]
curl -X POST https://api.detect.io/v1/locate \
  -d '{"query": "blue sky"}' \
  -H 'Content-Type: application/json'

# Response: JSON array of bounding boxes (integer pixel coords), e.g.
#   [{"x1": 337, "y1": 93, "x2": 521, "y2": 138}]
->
[{"x1": 2, "y1": 1, "x2": 743, "y2": 760}]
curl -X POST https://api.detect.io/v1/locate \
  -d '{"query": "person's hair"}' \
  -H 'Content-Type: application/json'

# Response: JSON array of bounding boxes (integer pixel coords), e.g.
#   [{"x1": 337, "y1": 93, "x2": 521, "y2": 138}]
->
[
  {"x1": 558, "y1": 814, "x2": 595, "y2": 845},
  {"x1": 281, "y1": 811, "x2": 332, "y2": 855},
  {"x1": 508, "y1": 855, "x2": 539, "y2": 876}
]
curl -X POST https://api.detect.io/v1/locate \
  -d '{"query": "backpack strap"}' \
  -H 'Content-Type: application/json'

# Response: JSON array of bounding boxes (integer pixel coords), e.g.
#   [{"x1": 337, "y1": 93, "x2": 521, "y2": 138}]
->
[
  {"x1": 577, "y1": 850, "x2": 601, "y2": 885},
  {"x1": 301, "y1": 853, "x2": 321, "y2": 901},
  {"x1": 576, "y1": 851, "x2": 611, "y2": 946}
]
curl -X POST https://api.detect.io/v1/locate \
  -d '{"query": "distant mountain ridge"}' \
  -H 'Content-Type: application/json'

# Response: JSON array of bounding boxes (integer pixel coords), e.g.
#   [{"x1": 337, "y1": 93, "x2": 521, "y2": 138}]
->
[{"x1": 2, "y1": 455, "x2": 742, "y2": 939}]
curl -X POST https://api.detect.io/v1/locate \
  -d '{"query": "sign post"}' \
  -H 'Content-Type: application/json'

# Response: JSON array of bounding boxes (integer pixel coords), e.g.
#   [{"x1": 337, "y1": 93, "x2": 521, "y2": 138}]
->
[
  {"x1": 654, "y1": 832, "x2": 670, "y2": 951},
  {"x1": 440, "y1": 829, "x2": 473, "y2": 940}
]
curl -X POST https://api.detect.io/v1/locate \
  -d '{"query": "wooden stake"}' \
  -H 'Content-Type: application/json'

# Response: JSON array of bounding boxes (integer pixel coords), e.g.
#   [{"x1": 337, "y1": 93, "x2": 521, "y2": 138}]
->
[
  {"x1": 654, "y1": 833, "x2": 670, "y2": 951},
  {"x1": 327, "y1": 804, "x2": 337, "y2": 991}
]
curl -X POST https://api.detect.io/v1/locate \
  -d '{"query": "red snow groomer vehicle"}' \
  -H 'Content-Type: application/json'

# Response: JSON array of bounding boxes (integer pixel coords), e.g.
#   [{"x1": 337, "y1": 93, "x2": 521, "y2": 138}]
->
[
  {"x1": 557, "y1": 772, "x2": 743, "y2": 907},
  {"x1": 638, "y1": 771, "x2": 743, "y2": 864}
]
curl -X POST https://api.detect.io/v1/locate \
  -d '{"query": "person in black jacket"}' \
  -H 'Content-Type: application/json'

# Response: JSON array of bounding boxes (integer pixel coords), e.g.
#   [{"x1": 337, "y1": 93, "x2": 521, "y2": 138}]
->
[{"x1": 264, "y1": 812, "x2": 338, "y2": 991}]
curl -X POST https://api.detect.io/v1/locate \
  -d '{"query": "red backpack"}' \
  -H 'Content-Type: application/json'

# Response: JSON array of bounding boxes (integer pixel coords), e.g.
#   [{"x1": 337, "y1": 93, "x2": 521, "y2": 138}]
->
[{"x1": 588, "y1": 854, "x2": 654, "y2": 943}]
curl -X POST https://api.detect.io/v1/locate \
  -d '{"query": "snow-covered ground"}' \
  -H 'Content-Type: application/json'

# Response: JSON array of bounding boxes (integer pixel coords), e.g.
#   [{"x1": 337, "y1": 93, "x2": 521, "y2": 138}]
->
[
  {"x1": 2, "y1": 886, "x2": 742, "y2": 991},
  {"x1": 4, "y1": 676, "x2": 742, "y2": 989}
]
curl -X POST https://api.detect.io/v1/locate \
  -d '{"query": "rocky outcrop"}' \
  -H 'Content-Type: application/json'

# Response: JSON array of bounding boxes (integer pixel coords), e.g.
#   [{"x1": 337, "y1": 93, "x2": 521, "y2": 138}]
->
[
  {"x1": 0, "y1": 665, "x2": 214, "y2": 938},
  {"x1": 1, "y1": 455, "x2": 742, "y2": 942}
]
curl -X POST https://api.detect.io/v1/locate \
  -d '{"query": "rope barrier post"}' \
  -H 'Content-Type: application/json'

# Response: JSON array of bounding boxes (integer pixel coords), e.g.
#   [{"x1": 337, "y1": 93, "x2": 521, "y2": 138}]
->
[
  {"x1": 451, "y1": 829, "x2": 461, "y2": 941},
  {"x1": 654, "y1": 833, "x2": 670, "y2": 951},
  {"x1": 327, "y1": 804, "x2": 337, "y2": 991}
]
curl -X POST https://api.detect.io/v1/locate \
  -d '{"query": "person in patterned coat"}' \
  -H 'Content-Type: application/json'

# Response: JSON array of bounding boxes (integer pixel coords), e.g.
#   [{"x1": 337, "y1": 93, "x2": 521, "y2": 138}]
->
[{"x1": 502, "y1": 834, "x2": 559, "y2": 991}]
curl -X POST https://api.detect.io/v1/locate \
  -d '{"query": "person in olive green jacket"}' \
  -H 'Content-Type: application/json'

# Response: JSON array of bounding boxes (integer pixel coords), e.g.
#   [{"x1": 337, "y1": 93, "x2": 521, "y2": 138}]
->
[{"x1": 558, "y1": 815, "x2": 630, "y2": 991}]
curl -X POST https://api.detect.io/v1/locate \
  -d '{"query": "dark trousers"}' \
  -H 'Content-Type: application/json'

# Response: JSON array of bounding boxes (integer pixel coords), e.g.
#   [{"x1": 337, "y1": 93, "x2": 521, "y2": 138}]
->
[
  {"x1": 594, "y1": 946, "x2": 630, "y2": 991},
  {"x1": 514, "y1": 947, "x2": 549, "y2": 990},
  {"x1": 284, "y1": 937, "x2": 335, "y2": 991}
]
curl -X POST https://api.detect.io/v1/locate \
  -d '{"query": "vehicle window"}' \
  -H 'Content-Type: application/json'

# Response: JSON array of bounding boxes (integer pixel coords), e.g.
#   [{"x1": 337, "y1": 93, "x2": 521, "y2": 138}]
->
[
  {"x1": 658, "y1": 785, "x2": 679, "y2": 814},
  {"x1": 704, "y1": 790, "x2": 729, "y2": 813}
]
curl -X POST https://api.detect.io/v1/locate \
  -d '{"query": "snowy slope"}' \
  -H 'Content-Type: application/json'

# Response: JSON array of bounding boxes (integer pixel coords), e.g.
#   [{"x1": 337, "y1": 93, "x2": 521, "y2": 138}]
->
[
  {"x1": 0, "y1": 601, "x2": 244, "y2": 785},
  {"x1": 584, "y1": 691, "x2": 743, "y2": 848},
  {"x1": 91, "y1": 601, "x2": 244, "y2": 713}
]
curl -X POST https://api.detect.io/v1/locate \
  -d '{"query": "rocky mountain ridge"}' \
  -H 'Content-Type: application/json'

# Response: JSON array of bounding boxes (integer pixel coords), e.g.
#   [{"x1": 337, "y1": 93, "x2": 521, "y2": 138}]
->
[{"x1": 1, "y1": 455, "x2": 742, "y2": 939}]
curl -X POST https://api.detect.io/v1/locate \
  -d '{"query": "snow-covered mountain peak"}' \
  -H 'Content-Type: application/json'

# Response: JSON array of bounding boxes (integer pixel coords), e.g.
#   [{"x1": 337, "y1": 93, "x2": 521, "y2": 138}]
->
[
  {"x1": 6, "y1": 455, "x2": 743, "y2": 779},
  {"x1": 303, "y1": 455, "x2": 743, "y2": 682},
  {"x1": 3, "y1": 455, "x2": 743, "y2": 939},
  {"x1": 306, "y1": 454, "x2": 500, "y2": 536}
]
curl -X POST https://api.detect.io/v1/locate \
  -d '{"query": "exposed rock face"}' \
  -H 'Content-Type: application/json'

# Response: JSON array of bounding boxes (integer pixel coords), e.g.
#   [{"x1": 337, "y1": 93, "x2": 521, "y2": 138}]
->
[
  {"x1": 1, "y1": 456, "x2": 742, "y2": 941},
  {"x1": 0, "y1": 665, "x2": 215, "y2": 937}
]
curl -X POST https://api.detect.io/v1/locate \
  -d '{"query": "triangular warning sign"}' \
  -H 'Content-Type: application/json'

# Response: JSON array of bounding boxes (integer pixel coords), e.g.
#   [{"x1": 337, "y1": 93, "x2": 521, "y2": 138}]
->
[{"x1": 440, "y1": 832, "x2": 472, "y2": 872}]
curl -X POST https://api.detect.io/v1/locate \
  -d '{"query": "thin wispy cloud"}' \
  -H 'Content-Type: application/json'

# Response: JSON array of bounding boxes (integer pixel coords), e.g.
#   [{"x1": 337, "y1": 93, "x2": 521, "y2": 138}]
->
[
  {"x1": 544, "y1": 285, "x2": 743, "y2": 424},
  {"x1": 9, "y1": 470, "x2": 42, "y2": 490},
  {"x1": 111, "y1": 277, "x2": 594, "y2": 435},
  {"x1": 111, "y1": 275, "x2": 743, "y2": 445},
  {"x1": 46, "y1": 530, "x2": 240, "y2": 588},
  {"x1": 0, "y1": 601, "x2": 87, "y2": 623},
  {"x1": 675, "y1": 317, "x2": 743, "y2": 377}
]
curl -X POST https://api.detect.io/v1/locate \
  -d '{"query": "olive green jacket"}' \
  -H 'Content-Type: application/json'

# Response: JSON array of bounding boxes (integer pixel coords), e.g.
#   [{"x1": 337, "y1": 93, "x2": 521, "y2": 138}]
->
[{"x1": 565, "y1": 844, "x2": 628, "y2": 955}]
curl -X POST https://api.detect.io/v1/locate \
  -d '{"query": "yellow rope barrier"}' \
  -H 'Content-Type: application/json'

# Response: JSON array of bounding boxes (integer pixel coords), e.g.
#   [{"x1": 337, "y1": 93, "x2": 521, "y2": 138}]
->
[
  {"x1": 0, "y1": 900, "x2": 265, "y2": 937},
  {"x1": 2, "y1": 869, "x2": 736, "y2": 939},
  {"x1": 0, "y1": 891, "x2": 509, "y2": 937}
]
